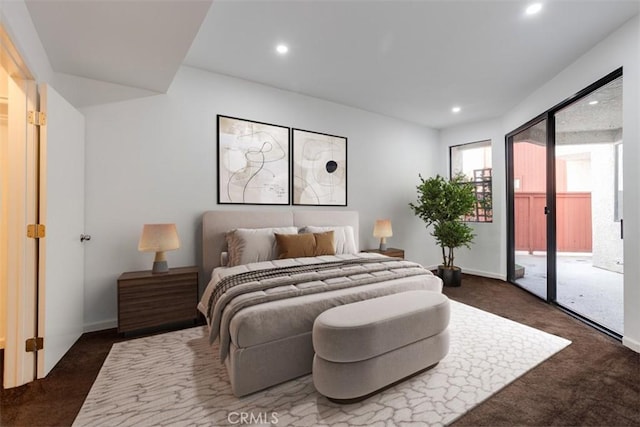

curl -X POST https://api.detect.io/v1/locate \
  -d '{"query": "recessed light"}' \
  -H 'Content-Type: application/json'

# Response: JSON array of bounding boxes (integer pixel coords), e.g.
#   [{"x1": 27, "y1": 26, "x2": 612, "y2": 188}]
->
[
  {"x1": 525, "y1": 3, "x2": 543, "y2": 15},
  {"x1": 276, "y1": 44, "x2": 289, "y2": 55},
  {"x1": 452, "y1": 106, "x2": 461, "y2": 113},
  {"x1": 589, "y1": 100, "x2": 599, "y2": 105}
]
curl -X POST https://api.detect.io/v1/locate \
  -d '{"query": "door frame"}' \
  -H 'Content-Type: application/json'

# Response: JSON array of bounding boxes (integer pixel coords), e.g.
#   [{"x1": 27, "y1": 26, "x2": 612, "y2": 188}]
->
[
  {"x1": 1, "y1": 24, "x2": 39, "y2": 388},
  {"x1": 506, "y1": 67, "x2": 623, "y2": 338},
  {"x1": 2, "y1": 25, "x2": 86, "y2": 387}
]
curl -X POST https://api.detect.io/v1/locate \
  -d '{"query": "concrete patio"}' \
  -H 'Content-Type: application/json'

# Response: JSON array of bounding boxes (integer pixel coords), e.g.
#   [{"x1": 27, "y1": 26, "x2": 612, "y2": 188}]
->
[{"x1": 514, "y1": 252, "x2": 623, "y2": 334}]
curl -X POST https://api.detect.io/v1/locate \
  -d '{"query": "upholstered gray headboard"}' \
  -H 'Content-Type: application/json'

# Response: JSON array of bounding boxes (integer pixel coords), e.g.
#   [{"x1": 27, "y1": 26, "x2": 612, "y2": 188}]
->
[{"x1": 202, "y1": 210, "x2": 359, "y2": 277}]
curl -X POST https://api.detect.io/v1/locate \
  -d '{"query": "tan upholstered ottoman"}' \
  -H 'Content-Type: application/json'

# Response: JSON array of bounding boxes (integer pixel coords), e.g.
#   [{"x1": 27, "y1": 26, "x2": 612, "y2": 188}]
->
[{"x1": 312, "y1": 290, "x2": 450, "y2": 402}]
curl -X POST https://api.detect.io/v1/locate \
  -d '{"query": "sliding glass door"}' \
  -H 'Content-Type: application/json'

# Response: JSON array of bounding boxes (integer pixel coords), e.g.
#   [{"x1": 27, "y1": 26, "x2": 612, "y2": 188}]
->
[
  {"x1": 507, "y1": 69, "x2": 623, "y2": 337},
  {"x1": 508, "y1": 119, "x2": 548, "y2": 299},
  {"x1": 554, "y1": 76, "x2": 623, "y2": 334}
]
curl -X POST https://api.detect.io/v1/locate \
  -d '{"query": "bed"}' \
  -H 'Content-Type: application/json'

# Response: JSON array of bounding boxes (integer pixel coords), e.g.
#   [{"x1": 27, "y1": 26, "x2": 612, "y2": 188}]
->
[{"x1": 199, "y1": 210, "x2": 443, "y2": 397}]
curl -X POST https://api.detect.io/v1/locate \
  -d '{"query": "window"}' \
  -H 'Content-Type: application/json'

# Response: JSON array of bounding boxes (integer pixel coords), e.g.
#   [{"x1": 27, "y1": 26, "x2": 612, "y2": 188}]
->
[{"x1": 450, "y1": 140, "x2": 492, "y2": 222}]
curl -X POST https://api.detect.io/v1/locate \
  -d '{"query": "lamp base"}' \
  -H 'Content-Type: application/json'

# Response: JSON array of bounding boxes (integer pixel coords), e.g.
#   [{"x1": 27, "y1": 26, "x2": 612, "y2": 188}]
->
[
  {"x1": 152, "y1": 260, "x2": 169, "y2": 274},
  {"x1": 379, "y1": 241, "x2": 387, "y2": 251}
]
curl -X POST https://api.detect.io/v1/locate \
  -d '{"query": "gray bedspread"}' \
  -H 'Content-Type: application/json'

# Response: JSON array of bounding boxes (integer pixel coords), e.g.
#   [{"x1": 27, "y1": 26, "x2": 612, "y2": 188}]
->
[{"x1": 199, "y1": 253, "x2": 440, "y2": 361}]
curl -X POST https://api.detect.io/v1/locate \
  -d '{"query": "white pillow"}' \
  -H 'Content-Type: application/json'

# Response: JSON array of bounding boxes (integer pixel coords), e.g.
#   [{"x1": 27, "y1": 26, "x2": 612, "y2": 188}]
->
[
  {"x1": 226, "y1": 227, "x2": 298, "y2": 267},
  {"x1": 301, "y1": 225, "x2": 357, "y2": 254}
]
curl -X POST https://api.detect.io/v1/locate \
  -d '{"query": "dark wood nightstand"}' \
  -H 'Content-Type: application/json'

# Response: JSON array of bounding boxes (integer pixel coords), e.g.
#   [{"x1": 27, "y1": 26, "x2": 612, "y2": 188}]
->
[
  {"x1": 117, "y1": 266, "x2": 199, "y2": 334},
  {"x1": 362, "y1": 248, "x2": 405, "y2": 259}
]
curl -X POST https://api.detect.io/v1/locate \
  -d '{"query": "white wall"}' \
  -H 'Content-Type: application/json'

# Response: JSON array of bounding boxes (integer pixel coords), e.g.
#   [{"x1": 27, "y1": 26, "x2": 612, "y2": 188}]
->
[
  {"x1": 81, "y1": 66, "x2": 440, "y2": 330},
  {"x1": 590, "y1": 144, "x2": 623, "y2": 273},
  {"x1": 5, "y1": 0, "x2": 638, "y2": 350},
  {"x1": 439, "y1": 118, "x2": 506, "y2": 279},
  {"x1": 442, "y1": 16, "x2": 639, "y2": 351},
  {"x1": 0, "y1": 0, "x2": 54, "y2": 83}
]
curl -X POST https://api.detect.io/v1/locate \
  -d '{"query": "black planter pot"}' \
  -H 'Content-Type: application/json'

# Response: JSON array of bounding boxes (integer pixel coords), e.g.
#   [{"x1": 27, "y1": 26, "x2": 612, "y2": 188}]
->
[{"x1": 437, "y1": 266, "x2": 462, "y2": 287}]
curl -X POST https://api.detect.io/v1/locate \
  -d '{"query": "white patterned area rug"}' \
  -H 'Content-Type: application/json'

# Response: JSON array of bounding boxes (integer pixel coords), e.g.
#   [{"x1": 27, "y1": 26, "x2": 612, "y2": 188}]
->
[{"x1": 73, "y1": 301, "x2": 570, "y2": 427}]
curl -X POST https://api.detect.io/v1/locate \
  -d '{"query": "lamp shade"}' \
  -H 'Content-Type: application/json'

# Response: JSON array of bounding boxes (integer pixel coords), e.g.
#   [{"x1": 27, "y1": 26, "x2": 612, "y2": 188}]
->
[
  {"x1": 138, "y1": 224, "x2": 180, "y2": 252},
  {"x1": 138, "y1": 224, "x2": 180, "y2": 273},
  {"x1": 373, "y1": 219, "x2": 393, "y2": 238}
]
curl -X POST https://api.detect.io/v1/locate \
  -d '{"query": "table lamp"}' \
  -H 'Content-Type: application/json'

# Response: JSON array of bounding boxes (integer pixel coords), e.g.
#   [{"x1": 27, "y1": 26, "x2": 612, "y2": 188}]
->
[
  {"x1": 373, "y1": 219, "x2": 393, "y2": 251},
  {"x1": 138, "y1": 223, "x2": 180, "y2": 273}
]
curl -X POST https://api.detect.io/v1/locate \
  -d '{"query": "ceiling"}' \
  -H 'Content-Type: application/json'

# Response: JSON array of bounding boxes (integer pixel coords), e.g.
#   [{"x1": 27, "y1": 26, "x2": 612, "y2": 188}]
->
[
  {"x1": 517, "y1": 76, "x2": 623, "y2": 147},
  {"x1": 24, "y1": 0, "x2": 213, "y2": 103},
  {"x1": 556, "y1": 76, "x2": 623, "y2": 133},
  {"x1": 24, "y1": 0, "x2": 639, "y2": 130}
]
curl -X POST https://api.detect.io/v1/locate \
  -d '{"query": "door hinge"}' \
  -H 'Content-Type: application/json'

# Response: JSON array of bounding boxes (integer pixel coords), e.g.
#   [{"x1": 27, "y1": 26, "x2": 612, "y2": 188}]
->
[
  {"x1": 27, "y1": 110, "x2": 47, "y2": 126},
  {"x1": 25, "y1": 337, "x2": 44, "y2": 352},
  {"x1": 27, "y1": 224, "x2": 46, "y2": 238}
]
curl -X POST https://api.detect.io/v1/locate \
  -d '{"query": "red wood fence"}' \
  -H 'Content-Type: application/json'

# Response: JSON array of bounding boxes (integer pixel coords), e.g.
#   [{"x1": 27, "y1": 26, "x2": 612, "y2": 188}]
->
[{"x1": 515, "y1": 192, "x2": 592, "y2": 253}]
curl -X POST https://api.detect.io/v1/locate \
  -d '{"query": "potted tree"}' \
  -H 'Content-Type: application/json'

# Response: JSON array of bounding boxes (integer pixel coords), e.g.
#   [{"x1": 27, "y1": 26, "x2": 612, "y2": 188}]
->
[{"x1": 409, "y1": 174, "x2": 476, "y2": 286}]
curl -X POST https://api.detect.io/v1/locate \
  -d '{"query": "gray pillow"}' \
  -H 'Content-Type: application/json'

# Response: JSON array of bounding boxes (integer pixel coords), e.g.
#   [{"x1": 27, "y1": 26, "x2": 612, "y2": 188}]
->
[{"x1": 226, "y1": 227, "x2": 299, "y2": 266}]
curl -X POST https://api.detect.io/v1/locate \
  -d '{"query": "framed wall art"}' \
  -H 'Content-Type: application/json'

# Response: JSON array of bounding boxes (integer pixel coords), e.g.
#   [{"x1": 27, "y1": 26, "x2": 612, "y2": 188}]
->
[
  {"x1": 292, "y1": 128, "x2": 347, "y2": 206},
  {"x1": 217, "y1": 115, "x2": 290, "y2": 205}
]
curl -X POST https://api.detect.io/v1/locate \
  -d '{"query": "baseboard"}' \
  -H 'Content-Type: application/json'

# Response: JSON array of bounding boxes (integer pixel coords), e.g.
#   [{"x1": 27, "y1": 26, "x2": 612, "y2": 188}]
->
[
  {"x1": 461, "y1": 268, "x2": 507, "y2": 281},
  {"x1": 622, "y1": 336, "x2": 640, "y2": 353},
  {"x1": 426, "y1": 265, "x2": 507, "y2": 282},
  {"x1": 84, "y1": 318, "x2": 117, "y2": 333}
]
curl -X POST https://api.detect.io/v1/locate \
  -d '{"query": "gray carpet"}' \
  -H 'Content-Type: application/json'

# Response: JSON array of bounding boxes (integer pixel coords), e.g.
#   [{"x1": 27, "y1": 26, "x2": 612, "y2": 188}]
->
[{"x1": 73, "y1": 301, "x2": 570, "y2": 426}]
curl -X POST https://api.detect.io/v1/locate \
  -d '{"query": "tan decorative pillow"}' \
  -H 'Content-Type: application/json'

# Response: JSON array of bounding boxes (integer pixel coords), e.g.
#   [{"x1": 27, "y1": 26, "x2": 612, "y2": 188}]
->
[
  {"x1": 275, "y1": 233, "x2": 316, "y2": 258},
  {"x1": 275, "y1": 231, "x2": 336, "y2": 259},
  {"x1": 300, "y1": 226, "x2": 357, "y2": 254},
  {"x1": 314, "y1": 231, "x2": 335, "y2": 255}
]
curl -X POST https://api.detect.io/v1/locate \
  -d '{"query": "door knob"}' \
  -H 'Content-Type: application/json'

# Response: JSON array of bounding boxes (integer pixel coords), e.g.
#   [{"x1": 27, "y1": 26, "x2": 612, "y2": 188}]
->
[{"x1": 80, "y1": 234, "x2": 91, "y2": 242}]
